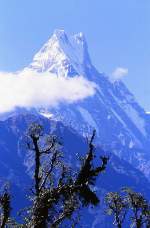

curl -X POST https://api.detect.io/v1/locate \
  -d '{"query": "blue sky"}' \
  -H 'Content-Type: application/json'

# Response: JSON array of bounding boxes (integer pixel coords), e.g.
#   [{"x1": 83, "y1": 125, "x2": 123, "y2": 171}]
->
[{"x1": 0, "y1": 0, "x2": 150, "y2": 110}]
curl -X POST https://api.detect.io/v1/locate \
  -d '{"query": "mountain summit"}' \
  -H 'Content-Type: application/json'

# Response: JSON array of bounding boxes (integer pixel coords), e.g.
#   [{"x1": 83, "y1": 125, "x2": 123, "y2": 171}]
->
[
  {"x1": 28, "y1": 30, "x2": 150, "y2": 179},
  {"x1": 29, "y1": 29, "x2": 91, "y2": 77}
]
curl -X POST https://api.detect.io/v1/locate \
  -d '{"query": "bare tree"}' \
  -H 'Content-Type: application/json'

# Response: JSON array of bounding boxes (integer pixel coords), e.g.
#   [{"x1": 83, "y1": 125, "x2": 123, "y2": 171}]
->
[
  {"x1": 25, "y1": 124, "x2": 108, "y2": 227},
  {"x1": 105, "y1": 188, "x2": 150, "y2": 228},
  {"x1": 0, "y1": 186, "x2": 11, "y2": 228},
  {"x1": 123, "y1": 188, "x2": 150, "y2": 228},
  {"x1": 105, "y1": 191, "x2": 128, "y2": 228}
]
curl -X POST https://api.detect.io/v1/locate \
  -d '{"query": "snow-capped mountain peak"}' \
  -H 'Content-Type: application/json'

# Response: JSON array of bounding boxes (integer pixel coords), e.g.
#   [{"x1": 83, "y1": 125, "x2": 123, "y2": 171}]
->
[
  {"x1": 22, "y1": 30, "x2": 150, "y2": 179},
  {"x1": 29, "y1": 29, "x2": 91, "y2": 77}
]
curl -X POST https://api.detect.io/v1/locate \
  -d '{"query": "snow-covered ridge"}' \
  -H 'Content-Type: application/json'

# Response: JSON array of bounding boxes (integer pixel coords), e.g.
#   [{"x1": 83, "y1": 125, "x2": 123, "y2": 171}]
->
[{"x1": 29, "y1": 29, "x2": 91, "y2": 77}]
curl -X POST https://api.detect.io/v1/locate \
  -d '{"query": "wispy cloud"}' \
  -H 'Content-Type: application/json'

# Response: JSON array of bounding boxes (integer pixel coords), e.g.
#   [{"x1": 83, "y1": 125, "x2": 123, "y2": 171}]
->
[
  {"x1": 0, "y1": 70, "x2": 96, "y2": 113},
  {"x1": 111, "y1": 67, "x2": 128, "y2": 81}
]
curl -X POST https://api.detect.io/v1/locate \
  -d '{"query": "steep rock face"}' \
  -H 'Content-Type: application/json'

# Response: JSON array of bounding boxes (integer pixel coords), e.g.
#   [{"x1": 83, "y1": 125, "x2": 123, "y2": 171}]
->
[{"x1": 27, "y1": 30, "x2": 150, "y2": 178}]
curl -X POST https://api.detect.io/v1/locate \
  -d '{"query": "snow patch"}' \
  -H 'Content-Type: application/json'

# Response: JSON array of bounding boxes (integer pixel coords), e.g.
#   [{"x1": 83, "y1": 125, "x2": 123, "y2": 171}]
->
[
  {"x1": 40, "y1": 111, "x2": 54, "y2": 119},
  {"x1": 123, "y1": 104, "x2": 146, "y2": 136},
  {"x1": 129, "y1": 140, "x2": 134, "y2": 149},
  {"x1": 78, "y1": 107, "x2": 99, "y2": 134}
]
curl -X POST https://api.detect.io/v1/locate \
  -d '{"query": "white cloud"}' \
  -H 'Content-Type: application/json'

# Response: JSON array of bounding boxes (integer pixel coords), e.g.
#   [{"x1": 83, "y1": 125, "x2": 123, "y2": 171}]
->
[
  {"x1": 0, "y1": 70, "x2": 96, "y2": 113},
  {"x1": 111, "y1": 67, "x2": 128, "y2": 81}
]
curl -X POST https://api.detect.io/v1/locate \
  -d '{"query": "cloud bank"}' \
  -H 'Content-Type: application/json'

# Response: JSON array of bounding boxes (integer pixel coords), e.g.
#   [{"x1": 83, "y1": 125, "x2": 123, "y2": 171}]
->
[
  {"x1": 0, "y1": 70, "x2": 96, "y2": 113},
  {"x1": 111, "y1": 67, "x2": 128, "y2": 81}
]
